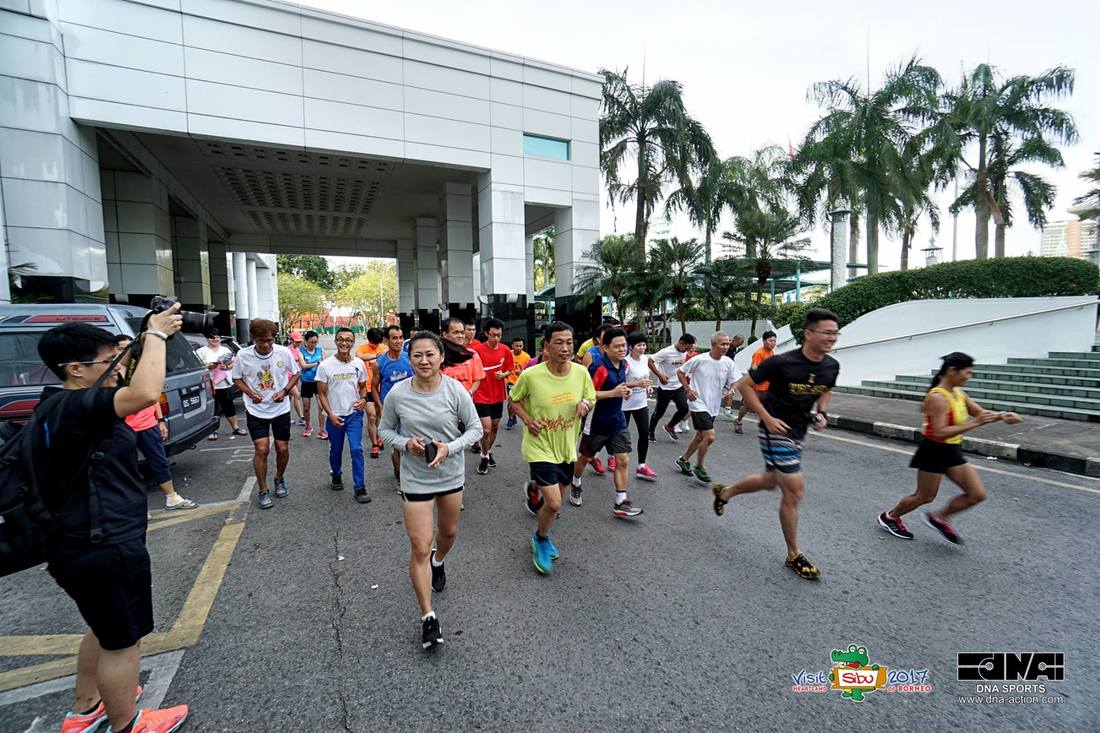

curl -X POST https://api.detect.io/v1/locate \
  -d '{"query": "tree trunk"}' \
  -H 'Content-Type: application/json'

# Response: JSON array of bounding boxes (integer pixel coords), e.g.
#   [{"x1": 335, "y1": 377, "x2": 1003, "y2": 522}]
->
[
  {"x1": 900, "y1": 228, "x2": 911, "y2": 271},
  {"x1": 974, "y1": 136, "x2": 990, "y2": 259},
  {"x1": 994, "y1": 223, "x2": 1006, "y2": 258},
  {"x1": 866, "y1": 210, "x2": 880, "y2": 275},
  {"x1": 635, "y1": 135, "x2": 648, "y2": 248},
  {"x1": 848, "y1": 213, "x2": 861, "y2": 277},
  {"x1": 750, "y1": 283, "x2": 763, "y2": 340},
  {"x1": 704, "y1": 227, "x2": 712, "y2": 264},
  {"x1": 677, "y1": 297, "x2": 687, "y2": 340}
]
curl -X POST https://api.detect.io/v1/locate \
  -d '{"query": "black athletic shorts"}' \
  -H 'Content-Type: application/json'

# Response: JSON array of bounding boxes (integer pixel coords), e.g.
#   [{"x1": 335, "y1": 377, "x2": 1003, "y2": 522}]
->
[
  {"x1": 401, "y1": 486, "x2": 464, "y2": 502},
  {"x1": 909, "y1": 440, "x2": 966, "y2": 474},
  {"x1": 247, "y1": 411, "x2": 291, "y2": 442},
  {"x1": 475, "y1": 402, "x2": 504, "y2": 420},
  {"x1": 579, "y1": 429, "x2": 631, "y2": 457},
  {"x1": 48, "y1": 538, "x2": 154, "y2": 651},
  {"x1": 691, "y1": 411, "x2": 715, "y2": 431},
  {"x1": 529, "y1": 461, "x2": 573, "y2": 488},
  {"x1": 213, "y1": 388, "x2": 236, "y2": 418},
  {"x1": 300, "y1": 381, "x2": 318, "y2": 398}
]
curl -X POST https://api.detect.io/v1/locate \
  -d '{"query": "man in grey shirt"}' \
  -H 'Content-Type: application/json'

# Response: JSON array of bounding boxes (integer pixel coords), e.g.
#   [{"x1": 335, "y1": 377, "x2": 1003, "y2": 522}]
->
[{"x1": 378, "y1": 331, "x2": 482, "y2": 649}]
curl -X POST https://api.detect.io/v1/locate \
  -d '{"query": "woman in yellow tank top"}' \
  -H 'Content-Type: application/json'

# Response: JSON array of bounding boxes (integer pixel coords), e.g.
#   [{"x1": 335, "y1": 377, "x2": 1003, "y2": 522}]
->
[{"x1": 877, "y1": 352, "x2": 1021, "y2": 544}]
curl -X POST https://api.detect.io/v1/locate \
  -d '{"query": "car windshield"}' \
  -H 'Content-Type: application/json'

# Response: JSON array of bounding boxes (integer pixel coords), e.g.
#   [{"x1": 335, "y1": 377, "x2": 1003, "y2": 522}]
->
[
  {"x1": 125, "y1": 320, "x2": 204, "y2": 374},
  {"x1": 0, "y1": 333, "x2": 61, "y2": 387}
]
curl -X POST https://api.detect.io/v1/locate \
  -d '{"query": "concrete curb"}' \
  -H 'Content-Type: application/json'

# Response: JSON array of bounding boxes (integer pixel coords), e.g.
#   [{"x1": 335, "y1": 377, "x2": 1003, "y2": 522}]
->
[{"x1": 829, "y1": 415, "x2": 1100, "y2": 479}]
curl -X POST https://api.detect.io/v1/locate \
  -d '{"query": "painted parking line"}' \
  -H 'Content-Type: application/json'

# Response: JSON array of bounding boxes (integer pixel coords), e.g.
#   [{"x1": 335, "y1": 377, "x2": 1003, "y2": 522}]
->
[{"x1": 0, "y1": 478, "x2": 253, "y2": 693}]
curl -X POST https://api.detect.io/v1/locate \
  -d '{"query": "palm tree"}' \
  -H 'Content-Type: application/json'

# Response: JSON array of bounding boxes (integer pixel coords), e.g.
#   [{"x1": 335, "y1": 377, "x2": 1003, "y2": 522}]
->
[
  {"x1": 695, "y1": 257, "x2": 754, "y2": 331},
  {"x1": 574, "y1": 234, "x2": 639, "y2": 324},
  {"x1": 799, "y1": 57, "x2": 942, "y2": 274},
  {"x1": 665, "y1": 157, "x2": 732, "y2": 263},
  {"x1": 600, "y1": 68, "x2": 716, "y2": 248},
  {"x1": 936, "y1": 64, "x2": 1077, "y2": 258},
  {"x1": 649, "y1": 237, "x2": 704, "y2": 337},
  {"x1": 1076, "y1": 153, "x2": 1100, "y2": 221},
  {"x1": 622, "y1": 258, "x2": 667, "y2": 342},
  {"x1": 895, "y1": 135, "x2": 944, "y2": 271},
  {"x1": 532, "y1": 227, "x2": 555, "y2": 289}
]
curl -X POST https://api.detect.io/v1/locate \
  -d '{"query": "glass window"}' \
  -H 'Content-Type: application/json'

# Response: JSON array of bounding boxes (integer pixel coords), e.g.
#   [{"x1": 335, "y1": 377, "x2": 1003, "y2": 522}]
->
[
  {"x1": 523, "y1": 134, "x2": 569, "y2": 161},
  {"x1": 0, "y1": 333, "x2": 61, "y2": 387},
  {"x1": 125, "y1": 320, "x2": 204, "y2": 374}
]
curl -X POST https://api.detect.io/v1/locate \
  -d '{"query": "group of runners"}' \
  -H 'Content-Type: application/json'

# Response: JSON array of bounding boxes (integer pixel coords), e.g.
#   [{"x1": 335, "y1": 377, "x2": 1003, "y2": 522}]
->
[{"x1": 221, "y1": 309, "x2": 1017, "y2": 650}]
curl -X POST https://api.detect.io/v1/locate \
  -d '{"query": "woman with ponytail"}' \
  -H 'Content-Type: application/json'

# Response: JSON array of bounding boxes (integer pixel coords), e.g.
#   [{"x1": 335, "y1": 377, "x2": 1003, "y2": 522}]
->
[{"x1": 877, "y1": 352, "x2": 1021, "y2": 544}]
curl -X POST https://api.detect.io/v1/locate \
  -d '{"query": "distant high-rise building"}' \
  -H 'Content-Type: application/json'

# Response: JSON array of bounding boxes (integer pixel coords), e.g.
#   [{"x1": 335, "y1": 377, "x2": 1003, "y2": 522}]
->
[{"x1": 1039, "y1": 216, "x2": 1098, "y2": 264}]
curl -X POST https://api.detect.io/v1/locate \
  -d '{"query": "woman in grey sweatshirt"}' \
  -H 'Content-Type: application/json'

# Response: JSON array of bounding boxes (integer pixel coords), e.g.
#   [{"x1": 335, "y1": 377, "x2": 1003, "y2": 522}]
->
[{"x1": 378, "y1": 331, "x2": 482, "y2": 650}]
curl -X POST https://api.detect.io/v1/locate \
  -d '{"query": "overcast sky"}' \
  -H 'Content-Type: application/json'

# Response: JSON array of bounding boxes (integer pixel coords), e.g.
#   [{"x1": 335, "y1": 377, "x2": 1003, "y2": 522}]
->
[{"x1": 304, "y1": 0, "x2": 1099, "y2": 269}]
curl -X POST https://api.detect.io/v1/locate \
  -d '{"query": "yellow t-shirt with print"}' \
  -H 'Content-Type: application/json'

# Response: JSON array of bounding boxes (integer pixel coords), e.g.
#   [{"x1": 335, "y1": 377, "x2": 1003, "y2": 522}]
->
[{"x1": 509, "y1": 361, "x2": 596, "y2": 464}]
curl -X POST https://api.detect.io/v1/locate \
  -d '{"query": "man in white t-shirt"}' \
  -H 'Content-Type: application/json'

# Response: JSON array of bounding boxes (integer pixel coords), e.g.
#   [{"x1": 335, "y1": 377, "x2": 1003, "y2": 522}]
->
[
  {"x1": 231, "y1": 318, "x2": 301, "y2": 510},
  {"x1": 647, "y1": 333, "x2": 697, "y2": 442},
  {"x1": 317, "y1": 327, "x2": 370, "y2": 504},
  {"x1": 673, "y1": 331, "x2": 741, "y2": 484},
  {"x1": 196, "y1": 328, "x2": 245, "y2": 440}
]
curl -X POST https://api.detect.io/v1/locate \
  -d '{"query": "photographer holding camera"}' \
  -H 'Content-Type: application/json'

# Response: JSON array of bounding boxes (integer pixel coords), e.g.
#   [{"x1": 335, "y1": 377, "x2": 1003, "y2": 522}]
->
[{"x1": 35, "y1": 304, "x2": 189, "y2": 733}]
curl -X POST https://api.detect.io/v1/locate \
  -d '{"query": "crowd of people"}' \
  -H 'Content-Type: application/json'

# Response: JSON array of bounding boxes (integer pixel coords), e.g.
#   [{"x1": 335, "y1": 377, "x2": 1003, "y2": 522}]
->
[{"x1": 31, "y1": 306, "x2": 1021, "y2": 730}]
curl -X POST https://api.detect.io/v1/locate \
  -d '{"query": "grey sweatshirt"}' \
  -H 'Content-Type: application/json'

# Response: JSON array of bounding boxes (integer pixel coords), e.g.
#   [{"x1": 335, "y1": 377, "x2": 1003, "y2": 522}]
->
[{"x1": 378, "y1": 375, "x2": 483, "y2": 495}]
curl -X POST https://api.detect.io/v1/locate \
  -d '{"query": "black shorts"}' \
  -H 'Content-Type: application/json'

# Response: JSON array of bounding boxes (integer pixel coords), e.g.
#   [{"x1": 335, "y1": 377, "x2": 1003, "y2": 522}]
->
[
  {"x1": 475, "y1": 402, "x2": 504, "y2": 420},
  {"x1": 213, "y1": 388, "x2": 236, "y2": 418},
  {"x1": 529, "y1": 461, "x2": 573, "y2": 488},
  {"x1": 909, "y1": 440, "x2": 966, "y2": 474},
  {"x1": 401, "y1": 486, "x2": 463, "y2": 502},
  {"x1": 579, "y1": 430, "x2": 632, "y2": 457},
  {"x1": 48, "y1": 538, "x2": 153, "y2": 651},
  {"x1": 300, "y1": 381, "x2": 318, "y2": 398},
  {"x1": 691, "y1": 411, "x2": 715, "y2": 431},
  {"x1": 247, "y1": 411, "x2": 291, "y2": 442}
]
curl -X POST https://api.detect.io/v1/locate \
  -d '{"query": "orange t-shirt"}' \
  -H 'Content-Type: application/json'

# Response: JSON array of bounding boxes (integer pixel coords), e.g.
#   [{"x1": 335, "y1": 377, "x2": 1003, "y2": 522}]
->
[
  {"x1": 750, "y1": 347, "x2": 774, "y2": 391},
  {"x1": 355, "y1": 342, "x2": 386, "y2": 388},
  {"x1": 508, "y1": 351, "x2": 531, "y2": 384},
  {"x1": 442, "y1": 350, "x2": 485, "y2": 392},
  {"x1": 125, "y1": 404, "x2": 159, "y2": 432}
]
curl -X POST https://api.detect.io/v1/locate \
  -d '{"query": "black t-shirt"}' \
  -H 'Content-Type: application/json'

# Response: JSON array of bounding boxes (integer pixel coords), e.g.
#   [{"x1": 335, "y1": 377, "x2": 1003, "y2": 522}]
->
[
  {"x1": 749, "y1": 349, "x2": 840, "y2": 439},
  {"x1": 38, "y1": 386, "x2": 148, "y2": 544}
]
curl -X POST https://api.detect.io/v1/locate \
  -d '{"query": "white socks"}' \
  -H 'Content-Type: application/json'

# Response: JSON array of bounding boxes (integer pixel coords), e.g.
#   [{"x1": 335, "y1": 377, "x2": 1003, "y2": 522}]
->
[{"x1": 615, "y1": 491, "x2": 627, "y2": 504}]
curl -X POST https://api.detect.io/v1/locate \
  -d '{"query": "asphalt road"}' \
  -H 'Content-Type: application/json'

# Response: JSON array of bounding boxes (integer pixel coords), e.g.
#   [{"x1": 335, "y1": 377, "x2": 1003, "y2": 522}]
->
[{"x1": 1, "y1": 410, "x2": 1096, "y2": 732}]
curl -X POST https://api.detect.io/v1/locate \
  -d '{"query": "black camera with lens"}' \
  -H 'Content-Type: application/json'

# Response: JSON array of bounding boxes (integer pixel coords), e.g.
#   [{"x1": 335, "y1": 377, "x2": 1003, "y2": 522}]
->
[{"x1": 149, "y1": 296, "x2": 217, "y2": 334}]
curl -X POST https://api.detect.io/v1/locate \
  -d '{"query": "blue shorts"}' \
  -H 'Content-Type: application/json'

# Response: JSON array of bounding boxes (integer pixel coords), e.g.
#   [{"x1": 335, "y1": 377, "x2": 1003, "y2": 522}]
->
[
  {"x1": 134, "y1": 425, "x2": 171, "y2": 484},
  {"x1": 758, "y1": 424, "x2": 804, "y2": 474}
]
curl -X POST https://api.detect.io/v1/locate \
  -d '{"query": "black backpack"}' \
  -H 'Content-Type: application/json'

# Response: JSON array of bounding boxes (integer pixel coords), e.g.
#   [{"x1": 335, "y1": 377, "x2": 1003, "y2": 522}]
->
[{"x1": 0, "y1": 346, "x2": 130, "y2": 577}]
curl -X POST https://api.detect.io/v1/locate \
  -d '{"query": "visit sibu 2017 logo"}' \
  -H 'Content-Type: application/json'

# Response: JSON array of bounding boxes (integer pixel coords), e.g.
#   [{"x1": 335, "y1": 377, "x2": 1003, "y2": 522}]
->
[{"x1": 790, "y1": 644, "x2": 933, "y2": 700}]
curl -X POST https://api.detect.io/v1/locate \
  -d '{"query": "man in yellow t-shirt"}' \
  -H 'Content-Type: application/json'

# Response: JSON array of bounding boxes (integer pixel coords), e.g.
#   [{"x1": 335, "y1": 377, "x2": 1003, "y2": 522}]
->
[
  {"x1": 355, "y1": 327, "x2": 387, "y2": 457},
  {"x1": 509, "y1": 323, "x2": 595, "y2": 576},
  {"x1": 505, "y1": 337, "x2": 531, "y2": 430}
]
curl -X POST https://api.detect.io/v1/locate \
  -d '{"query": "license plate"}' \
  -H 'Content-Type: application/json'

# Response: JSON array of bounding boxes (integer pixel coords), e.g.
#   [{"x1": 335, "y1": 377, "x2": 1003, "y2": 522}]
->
[{"x1": 182, "y1": 395, "x2": 201, "y2": 409}]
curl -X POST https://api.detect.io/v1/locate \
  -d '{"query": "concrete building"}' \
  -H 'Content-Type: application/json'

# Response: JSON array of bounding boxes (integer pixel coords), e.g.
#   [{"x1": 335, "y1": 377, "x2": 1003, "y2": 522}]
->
[
  {"x1": 0, "y1": 0, "x2": 602, "y2": 339},
  {"x1": 1039, "y1": 216, "x2": 1099, "y2": 265}
]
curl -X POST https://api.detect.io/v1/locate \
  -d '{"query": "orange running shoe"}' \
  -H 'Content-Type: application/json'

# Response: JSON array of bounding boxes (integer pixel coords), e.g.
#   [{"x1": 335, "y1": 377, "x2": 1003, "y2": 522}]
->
[
  {"x1": 107, "y1": 705, "x2": 189, "y2": 733},
  {"x1": 61, "y1": 686, "x2": 143, "y2": 733}
]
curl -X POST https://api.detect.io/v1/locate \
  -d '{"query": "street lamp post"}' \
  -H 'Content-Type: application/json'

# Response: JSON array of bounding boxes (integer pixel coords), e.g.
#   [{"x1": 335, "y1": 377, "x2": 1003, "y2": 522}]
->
[{"x1": 921, "y1": 236, "x2": 944, "y2": 267}]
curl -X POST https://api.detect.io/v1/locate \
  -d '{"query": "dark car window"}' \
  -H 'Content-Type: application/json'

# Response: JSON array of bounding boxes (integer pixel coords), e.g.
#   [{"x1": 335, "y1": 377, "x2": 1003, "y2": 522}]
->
[
  {"x1": 0, "y1": 333, "x2": 61, "y2": 386},
  {"x1": 125, "y1": 319, "x2": 203, "y2": 374}
]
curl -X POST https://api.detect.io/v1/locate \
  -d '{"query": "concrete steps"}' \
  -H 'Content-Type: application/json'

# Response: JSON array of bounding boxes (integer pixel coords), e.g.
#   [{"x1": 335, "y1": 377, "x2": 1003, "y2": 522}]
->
[{"x1": 838, "y1": 349, "x2": 1100, "y2": 423}]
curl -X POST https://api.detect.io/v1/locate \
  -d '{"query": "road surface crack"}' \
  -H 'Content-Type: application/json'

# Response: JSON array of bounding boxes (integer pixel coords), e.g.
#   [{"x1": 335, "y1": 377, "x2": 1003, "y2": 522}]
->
[{"x1": 329, "y1": 527, "x2": 352, "y2": 733}]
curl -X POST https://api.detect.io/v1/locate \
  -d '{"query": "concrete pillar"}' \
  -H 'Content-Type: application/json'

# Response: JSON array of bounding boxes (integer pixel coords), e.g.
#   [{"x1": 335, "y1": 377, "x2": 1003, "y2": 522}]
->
[
  {"x1": 414, "y1": 217, "x2": 440, "y2": 311},
  {"x1": 103, "y1": 170, "x2": 174, "y2": 304},
  {"x1": 171, "y1": 215, "x2": 211, "y2": 306},
  {"x1": 208, "y1": 238, "x2": 230, "y2": 312},
  {"x1": 0, "y1": 4, "x2": 107, "y2": 302},
  {"x1": 525, "y1": 232, "x2": 536, "y2": 302},
  {"x1": 439, "y1": 182, "x2": 474, "y2": 307},
  {"x1": 246, "y1": 259, "x2": 259, "y2": 324},
  {"x1": 396, "y1": 238, "x2": 415, "y2": 315},
  {"x1": 232, "y1": 252, "x2": 249, "y2": 340},
  {"x1": 553, "y1": 196, "x2": 600, "y2": 297},
  {"x1": 253, "y1": 255, "x2": 278, "y2": 322},
  {"x1": 829, "y1": 208, "x2": 851, "y2": 293},
  {"x1": 476, "y1": 173, "x2": 525, "y2": 295}
]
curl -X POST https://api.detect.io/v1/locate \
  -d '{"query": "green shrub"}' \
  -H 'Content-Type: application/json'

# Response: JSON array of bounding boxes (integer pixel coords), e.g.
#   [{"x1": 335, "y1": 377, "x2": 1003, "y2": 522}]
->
[{"x1": 780, "y1": 257, "x2": 1099, "y2": 332}]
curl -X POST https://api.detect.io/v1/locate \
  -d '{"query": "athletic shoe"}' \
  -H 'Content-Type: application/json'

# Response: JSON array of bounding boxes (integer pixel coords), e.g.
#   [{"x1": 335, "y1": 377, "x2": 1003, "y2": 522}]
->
[
  {"x1": 421, "y1": 614, "x2": 443, "y2": 649},
  {"x1": 354, "y1": 488, "x2": 371, "y2": 504},
  {"x1": 678, "y1": 420, "x2": 691, "y2": 433},
  {"x1": 925, "y1": 512, "x2": 962, "y2": 544},
  {"x1": 233, "y1": 427, "x2": 248, "y2": 436},
  {"x1": 785, "y1": 553, "x2": 821, "y2": 580},
  {"x1": 711, "y1": 483, "x2": 728, "y2": 516},
  {"x1": 257, "y1": 490, "x2": 273, "y2": 509},
  {"x1": 165, "y1": 496, "x2": 198, "y2": 510},
  {"x1": 569, "y1": 484, "x2": 582, "y2": 506},
  {"x1": 591, "y1": 457, "x2": 605, "y2": 474},
  {"x1": 648, "y1": 432, "x2": 657, "y2": 443},
  {"x1": 531, "y1": 532, "x2": 553, "y2": 575},
  {"x1": 62, "y1": 686, "x2": 144, "y2": 733},
  {"x1": 693, "y1": 465, "x2": 711, "y2": 483},
  {"x1": 505, "y1": 416, "x2": 517, "y2": 430},
  {"x1": 525, "y1": 482, "x2": 543, "y2": 516},
  {"x1": 487, "y1": 453, "x2": 497, "y2": 468},
  {"x1": 613, "y1": 500, "x2": 643, "y2": 518},
  {"x1": 302, "y1": 426, "x2": 313, "y2": 438},
  {"x1": 472, "y1": 442, "x2": 481, "y2": 454},
  {"x1": 273, "y1": 478, "x2": 288, "y2": 498},
  {"x1": 330, "y1": 474, "x2": 344, "y2": 490},
  {"x1": 318, "y1": 431, "x2": 328, "y2": 440},
  {"x1": 477, "y1": 458, "x2": 489, "y2": 475},
  {"x1": 877, "y1": 511, "x2": 913, "y2": 540},
  {"x1": 608, "y1": 456, "x2": 617, "y2": 471},
  {"x1": 733, "y1": 421, "x2": 744, "y2": 434},
  {"x1": 106, "y1": 705, "x2": 189, "y2": 733},
  {"x1": 675, "y1": 457, "x2": 692, "y2": 475},
  {"x1": 546, "y1": 535, "x2": 560, "y2": 560},
  {"x1": 370, "y1": 444, "x2": 379, "y2": 459},
  {"x1": 297, "y1": 417, "x2": 307, "y2": 426},
  {"x1": 376, "y1": 439, "x2": 383, "y2": 449},
  {"x1": 636, "y1": 464, "x2": 658, "y2": 481},
  {"x1": 663, "y1": 424, "x2": 679, "y2": 442},
  {"x1": 430, "y1": 549, "x2": 446, "y2": 592},
  {"x1": 207, "y1": 431, "x2": 218, "y2": 441},
  {"x1": 720, "y1": 408, "x2": 735, "y2": 422}
]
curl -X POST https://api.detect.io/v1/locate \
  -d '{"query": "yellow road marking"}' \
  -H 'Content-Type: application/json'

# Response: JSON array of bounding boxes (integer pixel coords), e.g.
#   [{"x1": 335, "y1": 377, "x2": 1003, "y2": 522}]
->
[{"x1": 148, "y1": 503, "x2": 233, "y2": 531}]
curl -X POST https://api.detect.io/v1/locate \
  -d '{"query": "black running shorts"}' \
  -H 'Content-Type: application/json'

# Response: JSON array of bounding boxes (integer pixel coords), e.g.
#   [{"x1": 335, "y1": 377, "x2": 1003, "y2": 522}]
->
[
  {"x1": 909, "y1": 440, "x2": 966, "y2": 474},
  {"x1": 246, "y1": 411, "x2": 291, "y2": 442},
  {"x1": 579, "y1": 430, "x2": 631, "y2": 457},
  {"x1": 475, "y1": 402, "x2": 504, "y2": 420},
  {"x1": 691, "y1": 410, "x2": 715, "y2": 431},
  {"x1": 529, "y1": 461, "x2": 573, "y2": 488}
]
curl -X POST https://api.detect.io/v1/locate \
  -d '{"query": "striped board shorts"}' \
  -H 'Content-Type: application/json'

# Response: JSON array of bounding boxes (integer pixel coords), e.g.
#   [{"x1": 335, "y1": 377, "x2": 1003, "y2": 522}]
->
[{"x1": 758, "y1": 424, "x2": 804, "y2": 474}]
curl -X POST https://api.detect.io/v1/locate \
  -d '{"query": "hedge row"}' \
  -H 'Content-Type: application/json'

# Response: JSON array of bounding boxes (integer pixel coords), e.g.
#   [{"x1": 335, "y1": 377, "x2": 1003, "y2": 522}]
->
[{"x1": 782, "y1": 256, "x2": 1099, "y2": 331}]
